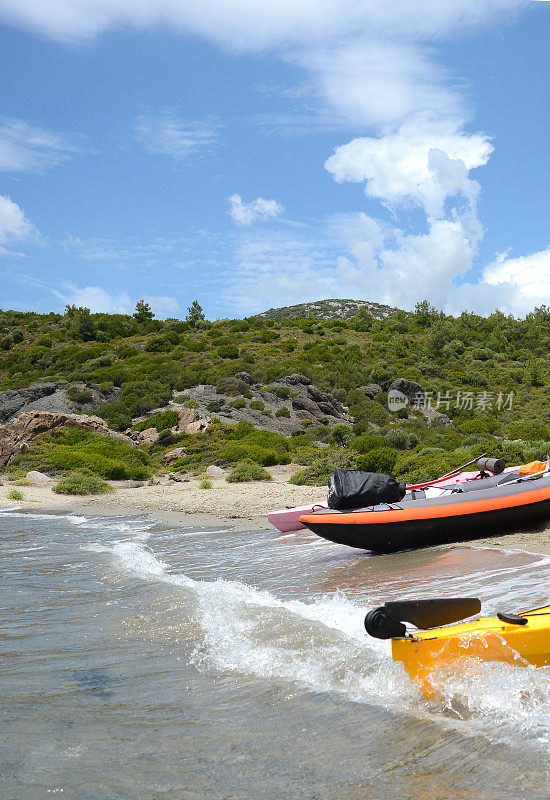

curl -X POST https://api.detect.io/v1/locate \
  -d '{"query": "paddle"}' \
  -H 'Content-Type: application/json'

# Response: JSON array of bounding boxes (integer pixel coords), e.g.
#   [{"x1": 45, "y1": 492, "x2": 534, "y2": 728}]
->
[
  {"x1": 407, "y1": 453, "x2": 488, "y2": 491},
  {"x1": 364, "y1": 597, "x2": 481, "y2": 640}
]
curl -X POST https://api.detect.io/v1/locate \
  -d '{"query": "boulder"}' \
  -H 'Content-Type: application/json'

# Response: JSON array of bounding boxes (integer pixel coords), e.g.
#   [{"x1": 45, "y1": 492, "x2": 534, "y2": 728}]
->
[
  {"x1": 163, "y1": 447, "x2": 186, "y2": 465},
  {"x1": 233, "y1": 372, "x2": 255, "y2": 385},
  {"x1": 177, "y1": 408, "x2": 211, "y2": 434},
  {"x1": 388, "y1": 378, "x2": 424, "y2": 402},
  {"x1": 0, "y1": 410, "x2": 134, "y2": 468},
  {"x1": 168, "y1": 472, "x2": 191, "y2": 482},
  {"x1": 359, "y1": 384, "x2": 383, "y2": 399},
  {"x1": 136, "y1": 427, "x2": 159, "y2": 444},
  {"x1": 26, "y1": 470, "x2": 53, "y2": 484},
  {"x1": 281, "y1": 374, "x2": 311, "y2": 386},
  {"x1": 206, "y1": 464, "x2": 225, "y2": 477}
]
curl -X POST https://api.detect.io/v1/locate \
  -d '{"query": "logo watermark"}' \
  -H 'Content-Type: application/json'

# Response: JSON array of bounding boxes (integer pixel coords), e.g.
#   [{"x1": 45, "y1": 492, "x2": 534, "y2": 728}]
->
[{"x1": 387, "y1": 390, "x2": 514, "y2": 413}]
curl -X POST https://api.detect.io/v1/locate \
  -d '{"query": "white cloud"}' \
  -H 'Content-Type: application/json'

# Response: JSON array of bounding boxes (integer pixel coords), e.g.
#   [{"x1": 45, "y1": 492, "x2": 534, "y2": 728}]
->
[
  {"x1": 0, "y1": 194, "x2": 37, "y2": 251},
  {"x1": 52, "y1": 284, "x2": 133, "y2": 313},
  {"x1": 228, "y1": 194, "x2": 284, "y2": 226},
  {"x1": 292, "y1": 42, "x2": 463, "y2": 130},
  {"x1": 143, "y1": 295, "x2": 180, "y2": 316},
  {"x1": 51, "y1": 284, "x2": 180, "y2": 316},
  {"x1": 135, "y1": 110, "x2": 219, "y2": 161},
  {"x1": 450, "y1": 247, "x2": 550, "y2": 316},
  {"x1": 325, "y1": 116, "x2": 493, "y2": 217},
  {"x1": 0, "y1": 117, "x2": 83, "y2": 173},
  {"x1": 0, "y1": 1, "x2": 523, "y2": 49}
]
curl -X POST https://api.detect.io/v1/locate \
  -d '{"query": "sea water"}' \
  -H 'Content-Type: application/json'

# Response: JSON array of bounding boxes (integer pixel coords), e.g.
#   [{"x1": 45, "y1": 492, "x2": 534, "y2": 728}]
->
[{"x1": 1, "y1": 508, "x2": 549, "y2": 799}]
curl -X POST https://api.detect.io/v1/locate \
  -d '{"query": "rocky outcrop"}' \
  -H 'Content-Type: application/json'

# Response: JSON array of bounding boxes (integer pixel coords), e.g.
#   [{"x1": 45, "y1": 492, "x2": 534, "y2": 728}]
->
[
  {"x1": 0, "y1": 410, "x2": 133, "y2": 467},
  {"x1": 163, "y1": 447, "x2": 186, "y2": 465},
  {"x1": 171, "y1": 374, "x2": 348, "y2": 435},
  {"x1": 359, "y1": 384, "x2": 383, "y2": 399},
  {"x1": 388, "y1": 378, "x2": 451, "y2": 426},
  {"x1": 0, "y1": 382, "x2": 120, "y2": 424},
  {"x1": 388, "y1": 378, "x2": 423, "y2": 402}
]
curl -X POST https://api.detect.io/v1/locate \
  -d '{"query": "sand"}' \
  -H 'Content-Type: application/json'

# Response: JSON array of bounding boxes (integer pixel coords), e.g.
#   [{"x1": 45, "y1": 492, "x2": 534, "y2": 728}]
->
[{"x1": 2, "y1": 468, "x2": 549, "y2": 553}]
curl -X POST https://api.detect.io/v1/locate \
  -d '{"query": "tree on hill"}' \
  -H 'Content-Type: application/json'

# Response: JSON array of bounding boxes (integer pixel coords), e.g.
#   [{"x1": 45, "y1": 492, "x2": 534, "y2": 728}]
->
[
  {"x1": 186, "y1": 300, "x2": 205, "y2": 327},
  {"x1": 64, "y1": 304, "x2": 96, "y2": 341},
  {"x1": 133, "y1": 299, "x2": 154, "y2": 323}
]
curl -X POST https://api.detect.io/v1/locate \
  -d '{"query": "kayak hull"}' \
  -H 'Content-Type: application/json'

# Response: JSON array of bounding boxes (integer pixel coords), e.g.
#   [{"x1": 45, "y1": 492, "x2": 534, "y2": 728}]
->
[
  {"x1": 391, "y1": 605, "x2": 550, "y2": 695},
  {"x1": 300, "y1": 479, "x2": 550, "y2": 552},
  {"x1": 268, "y1": 466, "x2": 520, "y2": 533}
]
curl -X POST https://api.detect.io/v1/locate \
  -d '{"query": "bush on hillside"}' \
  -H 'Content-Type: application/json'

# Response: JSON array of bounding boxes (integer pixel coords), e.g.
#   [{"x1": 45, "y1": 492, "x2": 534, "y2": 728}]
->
[
  {"x1": 53, "y1": 472, "x2": 113, "y2": 495},
  {"x1": 134, "y1": 409, "x2": 178, "y2": 432},
  {"x1": 226, "y1": 460, "x2": 272, "y2": 482}
]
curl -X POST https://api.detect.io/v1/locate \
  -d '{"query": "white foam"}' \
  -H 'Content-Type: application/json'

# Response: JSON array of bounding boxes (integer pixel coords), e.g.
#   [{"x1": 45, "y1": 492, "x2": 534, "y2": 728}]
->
[{"x1": 102, "y1": 537, "x2": 550, "y2": 747}]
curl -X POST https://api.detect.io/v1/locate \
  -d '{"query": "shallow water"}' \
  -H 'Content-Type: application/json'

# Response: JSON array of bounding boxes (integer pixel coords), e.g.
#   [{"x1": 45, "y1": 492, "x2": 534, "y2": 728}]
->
[{"x1": 1, "y1": 508, "x2": 549, "y2": 800}]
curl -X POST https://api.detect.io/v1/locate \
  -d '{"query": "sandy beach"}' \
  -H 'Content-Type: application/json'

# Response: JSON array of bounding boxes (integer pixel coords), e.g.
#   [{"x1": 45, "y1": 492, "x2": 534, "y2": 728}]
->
[{"x1": 2, "y1": 468, "x2": 549, "y2": 554}]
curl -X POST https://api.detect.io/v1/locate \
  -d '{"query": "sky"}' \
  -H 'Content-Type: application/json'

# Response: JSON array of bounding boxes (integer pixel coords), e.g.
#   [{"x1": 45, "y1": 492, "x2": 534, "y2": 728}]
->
[{"x1": 0, "y1": 0, "x2": 549, "y2": 320}]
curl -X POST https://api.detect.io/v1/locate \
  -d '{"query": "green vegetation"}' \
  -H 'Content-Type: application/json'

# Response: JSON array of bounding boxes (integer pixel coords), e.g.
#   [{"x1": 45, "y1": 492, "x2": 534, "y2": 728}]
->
[
  {"x1": 0, "y1": 302, "x2": 548, "y2": 486},
  {"x1": 53, "y1": 473, "x2": 113, "y2": 495},
  {"x1": 11, "y1": 428, "x2": 151, "y2": 480},
  {"x1": 198, "y1": 477, "x2": 213, "y2": 489},
  {"x1": 7, "y1": 488, "x2": 24, "y2": 500},
  {"x1": 134, "y1": 409, "x2": 178, "y2": 432},
  {"x1": 226, "y1": 460, "x2": 272, "y2": 482}
]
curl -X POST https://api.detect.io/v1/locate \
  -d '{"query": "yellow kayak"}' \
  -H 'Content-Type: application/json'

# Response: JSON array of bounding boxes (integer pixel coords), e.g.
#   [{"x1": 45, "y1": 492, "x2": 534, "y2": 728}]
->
[{"x1": 364, "y1": 598, "x2": 550, "y2": 695}]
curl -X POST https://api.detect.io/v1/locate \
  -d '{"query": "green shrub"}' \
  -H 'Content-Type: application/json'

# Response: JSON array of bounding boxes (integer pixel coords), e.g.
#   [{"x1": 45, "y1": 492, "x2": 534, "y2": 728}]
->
[
  {"x1": 12, "y1": 428, "x2": 151, "y2": 480},
  {"x1": 134, "y1": 410, "x2": 178, "y2": 433},
  {"x1": 249, "y1": 400, "x2": 265, "y2": 411},
  {"x1": 275, "y1": 406, "x2": 291, "y2": 417},
  {"x1": 7, "y1": 488, "x2": 24, "y2": 500},
  {"x1": 356, "y1": 447, "x2": 398, "y2": 473},
  {"x1": 157, "y1": 428, "x2": 178, "y2": 446},
  {"x1": 226, "y1": 460, "x2": 272, "y2": 482},
  {"x1": 351, "y1": 433, "x2": 387, "y2": 453},
  {"x1": 217, "y1": 344, "x2": 239, "y2": 359},
  {"x1": 229, "y1": 398, "x2": 247, "y2": 409},
  {"x1": 67, "y1": 387, "x2": 95, "y2": 404},
  {"x1": 53, "y1": 473, "x2": 113, "y2": 495},
  {"x1": 507, "y1": 422, "x2": 549, "y2": 442},
  {"x1": 199, "y1": 478, "x2": 213, "y2": 489},
  {"x1": 386, "y1": 428, "x2": 409, "y2": 450},
  {"x1": 328, "y1": 423, "x2": 352, "y2": 447},
  {"x1": 272, "y1": 385, "x2": 290, "y2": 399}
]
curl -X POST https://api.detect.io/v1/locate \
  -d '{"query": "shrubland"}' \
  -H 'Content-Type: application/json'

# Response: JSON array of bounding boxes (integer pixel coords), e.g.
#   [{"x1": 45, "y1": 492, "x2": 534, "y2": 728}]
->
[{"x1": 1, "y1": 301, "x2": 548, "y2": 485}]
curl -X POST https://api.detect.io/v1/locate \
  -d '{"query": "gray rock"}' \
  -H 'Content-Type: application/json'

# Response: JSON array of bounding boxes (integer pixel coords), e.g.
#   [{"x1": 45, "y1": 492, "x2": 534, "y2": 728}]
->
[
  {"x1": 359, "y1": 383, "x2": 383, "y2": 399},
  {"x1": 388, "y1": 378, "x2": 424, "y2": 402},
  {"x1": 168, "y1": 472, "x2": 191, "y2": 482},
  {"x1": 26, "y1": 470, "x2": 53, "y2": 484},
  {"x1": 206, "y1": 464, "x2": 225, "y2": 477},
  {"x1": 281, "y1": 374, "x2": 311, "y2": 386},
  {"x1": 233, "y1": 372, "x2": 255, "y2": 385}
]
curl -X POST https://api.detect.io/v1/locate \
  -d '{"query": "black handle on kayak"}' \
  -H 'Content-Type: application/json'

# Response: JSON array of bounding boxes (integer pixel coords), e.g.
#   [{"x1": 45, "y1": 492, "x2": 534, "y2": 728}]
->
[{"x1": 364, "y1": 597, "x2": 481, "y2": 639}]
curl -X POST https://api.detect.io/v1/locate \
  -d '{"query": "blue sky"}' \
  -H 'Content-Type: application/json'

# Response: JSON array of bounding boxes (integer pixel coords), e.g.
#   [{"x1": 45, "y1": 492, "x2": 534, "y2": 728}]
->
[{"x1": 0, "y1": 0, "x2": 549, "y2": 319}]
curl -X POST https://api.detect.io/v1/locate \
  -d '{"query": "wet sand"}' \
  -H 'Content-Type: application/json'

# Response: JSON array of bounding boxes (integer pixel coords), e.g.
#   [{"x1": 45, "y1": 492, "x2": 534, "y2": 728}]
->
[{"x1": 2, "y1": 472, "x2": 549, "y2": 554}]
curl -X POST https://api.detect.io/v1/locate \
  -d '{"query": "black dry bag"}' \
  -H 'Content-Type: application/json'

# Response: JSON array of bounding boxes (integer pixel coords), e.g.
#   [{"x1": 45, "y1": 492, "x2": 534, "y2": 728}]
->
[{"x1": 327, "y1": 469, "x2": 406, "y2": 511}]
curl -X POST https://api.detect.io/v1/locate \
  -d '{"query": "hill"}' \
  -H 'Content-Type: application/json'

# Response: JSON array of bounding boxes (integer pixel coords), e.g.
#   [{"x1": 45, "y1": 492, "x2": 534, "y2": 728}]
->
[
  {"x1": 257, "y1": 298, "x2": 398, "y2": 321},
  {"x1": 0, "y1": 302, "x2": 548, "y2": 487}
]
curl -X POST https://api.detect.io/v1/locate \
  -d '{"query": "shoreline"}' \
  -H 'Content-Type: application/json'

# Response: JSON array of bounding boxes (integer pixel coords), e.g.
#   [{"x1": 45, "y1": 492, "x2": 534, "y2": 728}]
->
[{"x1": 2, "y1": 476, "x2": 549, "y2": 553}]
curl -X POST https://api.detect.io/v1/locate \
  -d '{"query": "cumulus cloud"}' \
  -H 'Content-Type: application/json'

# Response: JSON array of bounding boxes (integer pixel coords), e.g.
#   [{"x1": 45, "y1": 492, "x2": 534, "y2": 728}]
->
[
  {"x1": 0, "y1": 195, "x2": 37, "y2": 251},
  {"x1": 0, "y1": 117, "x2": 83, "y2": 173},
  {"x1": 135, "y1": 110, "x2": 219, "y2": 161},
  {"x1": 228, "y1": 194, "x2": 284, "y2": 226},
  {"x1": 451, "y1": 247, "x2": 550, "y2": 316},
  {"x1": 325, "y1": 116, "x2": 493, "y2": 217}
]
